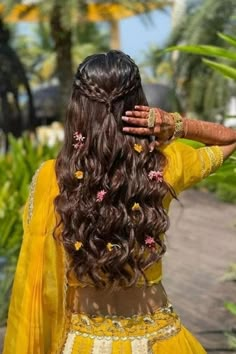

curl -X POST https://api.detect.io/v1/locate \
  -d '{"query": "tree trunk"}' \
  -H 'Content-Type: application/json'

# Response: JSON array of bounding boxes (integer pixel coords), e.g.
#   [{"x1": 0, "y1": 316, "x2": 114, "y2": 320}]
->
[
  {"x1": 50, "y1": 3, "x2": 73, "y2": 121},
  {"x1": 109, "y1": 20, "x2": 120, "y2": 49}
]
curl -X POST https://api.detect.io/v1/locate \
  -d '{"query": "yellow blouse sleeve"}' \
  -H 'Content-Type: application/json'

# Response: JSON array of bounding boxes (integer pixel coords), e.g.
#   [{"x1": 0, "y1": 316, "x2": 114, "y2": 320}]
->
[
  {"x1": 160, "y1": 140, "x2": 224, "y2": 194},
  {"x1": 3, "y1": 160, "x2": 67, "y2": 354}
]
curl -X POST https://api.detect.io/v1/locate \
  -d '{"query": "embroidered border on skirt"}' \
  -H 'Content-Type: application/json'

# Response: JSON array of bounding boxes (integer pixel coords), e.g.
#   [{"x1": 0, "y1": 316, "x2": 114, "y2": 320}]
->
[{"x1": 62, "y1": 304, "x2": 181, "y2": 354}]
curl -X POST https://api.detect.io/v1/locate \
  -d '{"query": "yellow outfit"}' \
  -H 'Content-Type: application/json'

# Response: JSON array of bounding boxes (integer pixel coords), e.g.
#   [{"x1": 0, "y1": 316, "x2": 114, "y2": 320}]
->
[{"x1": 3, "y1": 140, "x2": 223, "y2": 354}]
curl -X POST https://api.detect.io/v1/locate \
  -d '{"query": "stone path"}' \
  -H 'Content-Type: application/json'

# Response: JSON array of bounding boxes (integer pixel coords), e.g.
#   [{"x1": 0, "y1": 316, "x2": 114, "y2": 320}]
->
[
  {"x1": 164, "y1": 189, "x2": 236, "y2": 354},
  {"x1": 1, "y1": 189, "x2": 236, "y2": 353}
]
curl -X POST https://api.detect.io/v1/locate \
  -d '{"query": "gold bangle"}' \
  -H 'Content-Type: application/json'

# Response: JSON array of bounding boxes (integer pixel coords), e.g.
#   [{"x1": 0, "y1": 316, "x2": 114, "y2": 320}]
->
[{"x1": 169, "y1": 113, "x2": 184, "y2": 140}]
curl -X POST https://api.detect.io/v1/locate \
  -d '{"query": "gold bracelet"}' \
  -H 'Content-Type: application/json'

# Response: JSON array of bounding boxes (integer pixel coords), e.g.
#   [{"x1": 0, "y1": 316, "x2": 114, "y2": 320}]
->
[{"x1": 169, "y1": 112, "x2": 185, "y2": 140}]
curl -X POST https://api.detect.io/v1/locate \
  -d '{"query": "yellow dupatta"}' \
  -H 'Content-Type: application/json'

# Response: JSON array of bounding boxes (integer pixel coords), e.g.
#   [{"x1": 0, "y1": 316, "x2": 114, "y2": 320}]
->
[{"x1": 3, "y1": 160, "x2": 68, "y2": 354}]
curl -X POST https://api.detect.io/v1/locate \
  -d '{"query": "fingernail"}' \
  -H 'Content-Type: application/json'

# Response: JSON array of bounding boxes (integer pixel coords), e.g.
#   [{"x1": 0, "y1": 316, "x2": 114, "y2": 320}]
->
[
  {"x1": 122, "y1": 116, "x2": 128, "y2": 121},
  {"x1": 123, "y1": 127, "x2": 129, "y2": 132}
]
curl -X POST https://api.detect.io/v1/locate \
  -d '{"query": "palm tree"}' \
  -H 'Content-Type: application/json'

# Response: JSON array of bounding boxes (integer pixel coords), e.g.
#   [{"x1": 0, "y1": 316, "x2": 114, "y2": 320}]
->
[
  {"x1": 12, "y1": 21, "x2": 109, "y2": 86},
  {"x1": 2, "y1": 0, "x2": 171, "y2": 119}
]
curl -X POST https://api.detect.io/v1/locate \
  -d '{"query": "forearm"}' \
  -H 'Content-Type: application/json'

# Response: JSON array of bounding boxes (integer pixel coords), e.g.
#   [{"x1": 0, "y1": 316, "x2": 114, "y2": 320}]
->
[
  {"x1": 183, "y1": 118, "x2": 236, "y2": 145},
  {"x1": 122, "y1": 106, "x2": 236, "y2": 147},
  {"x1": 220, "y1": 142, "x2": 236, "y2": 161}
]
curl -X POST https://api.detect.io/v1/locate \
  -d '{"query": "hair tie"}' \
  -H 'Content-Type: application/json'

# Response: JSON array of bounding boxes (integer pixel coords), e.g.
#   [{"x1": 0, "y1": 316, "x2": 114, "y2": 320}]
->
[{"x1": 106, "y1": 99, "x2": 112, "y2": 113}]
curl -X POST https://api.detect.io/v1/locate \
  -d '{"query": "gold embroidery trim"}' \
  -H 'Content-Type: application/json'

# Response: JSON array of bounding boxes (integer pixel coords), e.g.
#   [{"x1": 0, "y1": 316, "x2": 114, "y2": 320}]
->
[
  {"x1": 27, "y1": 163, "x2": 45, "y2": 224},
  {"x1": 198, "y1": 146, "x2": 224, "y2": 179},
  {"x1": 65, "y1": 304, "x2": 181, "y2": 345},
  {"x1": 66, "y1": 322, "x2": 181, "y2": 342},
  {"x1": 205, "y1": 146, "x2": 224, "y2": 174},
  {"x1": 198, "y1": 149, "x2": 210, "y2": 178}
]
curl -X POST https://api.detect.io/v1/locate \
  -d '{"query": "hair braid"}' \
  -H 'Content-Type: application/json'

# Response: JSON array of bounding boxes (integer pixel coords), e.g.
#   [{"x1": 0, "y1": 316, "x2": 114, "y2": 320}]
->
[
  {"x1": 74, "y1": 70, "x2": 109, "y2": 104},
  {"x1": 109, "y1": 66, "x2": 141, "y2": 102},
  {"x1": 74, "y1": 55, "x2": 141, "y2": 108}
]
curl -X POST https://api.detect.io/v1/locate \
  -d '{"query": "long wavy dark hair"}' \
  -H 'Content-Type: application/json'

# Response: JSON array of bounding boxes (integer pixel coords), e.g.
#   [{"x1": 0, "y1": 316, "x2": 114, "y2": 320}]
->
[{"x1": 54, "y1": 50, "x2": 174, "y2": 289}]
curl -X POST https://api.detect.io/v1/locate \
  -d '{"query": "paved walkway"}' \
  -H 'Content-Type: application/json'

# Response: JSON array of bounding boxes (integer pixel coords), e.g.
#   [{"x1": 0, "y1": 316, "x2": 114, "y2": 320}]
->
[
  {"x1": 164, "y1": 189, "x2": 236, "y2": 354},
  {"x1": 1, "y1": 190, "x2": 236, "y2": 353}
]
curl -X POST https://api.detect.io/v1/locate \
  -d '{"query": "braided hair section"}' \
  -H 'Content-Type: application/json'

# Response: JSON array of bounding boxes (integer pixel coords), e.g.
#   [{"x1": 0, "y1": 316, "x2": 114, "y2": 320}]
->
[{"x1": 74, "y1": 51, "x2": 141, "y2": 111}]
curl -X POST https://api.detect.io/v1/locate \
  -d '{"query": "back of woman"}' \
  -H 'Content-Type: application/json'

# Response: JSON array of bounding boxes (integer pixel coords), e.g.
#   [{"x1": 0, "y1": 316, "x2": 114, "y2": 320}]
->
[{"x1": 3, "y1": 50, "x2": 236, "y2": 354}]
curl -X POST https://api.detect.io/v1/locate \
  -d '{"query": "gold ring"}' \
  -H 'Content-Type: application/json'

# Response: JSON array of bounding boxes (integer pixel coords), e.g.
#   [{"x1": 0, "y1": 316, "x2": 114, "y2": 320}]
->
[{"x1": 147, "y1": 108, "x2": 156, "y2": 128}]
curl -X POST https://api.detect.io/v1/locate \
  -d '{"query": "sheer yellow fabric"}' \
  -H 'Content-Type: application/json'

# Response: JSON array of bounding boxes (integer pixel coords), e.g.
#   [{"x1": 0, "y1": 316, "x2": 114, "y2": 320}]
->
[
  {"x1": 3, "y1": 140, "x2": 223, "y2": 354},
  {"x1": 3, "y1": 161, "x2": 68, "y2": 354}
]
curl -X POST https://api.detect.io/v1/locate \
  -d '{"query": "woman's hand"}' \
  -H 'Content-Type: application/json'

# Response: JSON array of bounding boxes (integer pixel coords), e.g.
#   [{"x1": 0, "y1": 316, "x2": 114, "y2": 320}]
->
[{"x1": 122, "y1": 105, "x2": 175, "y2": 146}]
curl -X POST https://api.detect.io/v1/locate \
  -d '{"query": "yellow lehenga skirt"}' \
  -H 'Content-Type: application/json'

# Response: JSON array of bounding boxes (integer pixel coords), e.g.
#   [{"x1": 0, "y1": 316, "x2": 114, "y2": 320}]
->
[{"x1": 62, "y1": 304, "x2": 207, "y2": 354}]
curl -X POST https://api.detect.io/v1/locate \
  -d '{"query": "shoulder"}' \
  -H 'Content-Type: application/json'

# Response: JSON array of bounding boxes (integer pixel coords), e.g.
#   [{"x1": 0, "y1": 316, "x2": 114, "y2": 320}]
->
[
  {"x1": 33, "y1": 159, "x2": 57, "y2": 188},
  {"x1": 158, "y1": 139, "x2": 191, "y2": 171},
  {"x1": 159, "y1": 140, "x2": 197, "y2": 157},
  {"x1": 37, "y1": 159, "x2": 56, "y2": 176},
  {"x1": 25, "y1": 159, "x2": 58, "y2": 231},
  {"x1": 158, "y1": 140, "x2": 201, "y2": 193}
]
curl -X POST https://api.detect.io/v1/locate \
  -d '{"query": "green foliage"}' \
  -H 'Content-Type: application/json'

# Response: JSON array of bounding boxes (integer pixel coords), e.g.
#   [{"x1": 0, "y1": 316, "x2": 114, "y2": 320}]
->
[
  {"x1": 202, "y1": 59, "x2": 236, "y2": 81},
  {"x1": 166, "y1": 32, "x2": 236, "y2": 82},
  {"x1": 147, "y1": 0, "x2": 236, "y2": 121},
  {"x1": 225, "y1": 302, "x2": 236, "y2": 316},
  {"x1": 0, "y1": 135, "x2": 58, "y2": 325},
  {"x1": 197, "y1": 153, "x2": 236, "y2": 203},
  {"x1": 171, "y1": 32, "x2": 236, "y2": 200},
  {"x1": 225, "y1": 301, "x2": 236, "y2": 349},
  {"x1": 166, "y1": 44, "x2": 236, "y2": 61},
  {"x1": 12, "y1": 21, "x2": 109, "y2": 86},
  {"x1": 224, "y1": 261, "x2": 236, "y2": 350},
  {"x1": 182, "y1": 139, "x2": 236, "y2": 203}
]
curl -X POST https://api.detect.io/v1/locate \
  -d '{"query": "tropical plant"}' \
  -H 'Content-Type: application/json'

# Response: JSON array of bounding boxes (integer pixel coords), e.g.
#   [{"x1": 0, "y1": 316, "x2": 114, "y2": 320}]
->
[
  {"x1": 3, "y1": 0, "x2": 170, "y2": 118},
  {"x1": 198, "y1": 152, "x2": 236, "y2": 203},
  {"x1": 167, "y1": 31, "x2": 236, "y2": 350},
  {"x1": 166, "y1": 33, "x2": 236, "y2": 83},
  {"x1": 165, "y1": 32, "x2": 236, "y2": 202},
  {"x1": 146, "y1": 0, "x2": 236, "y2": 121},
  {"x1": 11, "y1": 21, "x2": 109, "y2": 87},
  {"x1": 0, "y1": 135, "x2": 59, "y2": 325},
  {"x1": 224, "y1": 270, "x2": 236, "y2": 350}
]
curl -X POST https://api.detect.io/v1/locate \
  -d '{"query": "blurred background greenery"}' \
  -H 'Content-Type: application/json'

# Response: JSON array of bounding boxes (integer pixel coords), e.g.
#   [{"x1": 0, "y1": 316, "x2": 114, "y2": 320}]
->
[{"x1": 0, "y1": 0, "x2": 235, "y2": 350}]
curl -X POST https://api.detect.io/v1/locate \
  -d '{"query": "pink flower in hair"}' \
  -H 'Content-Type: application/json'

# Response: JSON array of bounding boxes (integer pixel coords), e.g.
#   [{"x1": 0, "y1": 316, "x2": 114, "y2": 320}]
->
[
  {"x1": 148, "y1": 170, "x2": 163, "y2": 183},
  {"x1": 145, "y1": 235, "x2": 156, "y2": 250},
  {"x1": 73, "y1": 131, "x2": 85, "y2": 149},
  {"x1": 96, "y1": 190, "x2": 107, "y2": 202}
]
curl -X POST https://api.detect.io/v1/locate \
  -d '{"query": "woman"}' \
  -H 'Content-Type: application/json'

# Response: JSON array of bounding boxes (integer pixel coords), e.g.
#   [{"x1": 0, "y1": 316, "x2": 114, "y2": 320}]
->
[{"x1": 3, "y1": 50, "x2": 236, "y2": 354}]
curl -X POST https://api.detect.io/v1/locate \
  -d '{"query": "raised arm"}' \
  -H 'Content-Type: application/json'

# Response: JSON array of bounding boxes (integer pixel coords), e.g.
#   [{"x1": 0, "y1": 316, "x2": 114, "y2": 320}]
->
[
  {"x1": 122, "y1": 105, "x2": 236, "y2": 160},
  {"x1": 183, "y1": 117, "x2": 236, "y2": 146}
]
